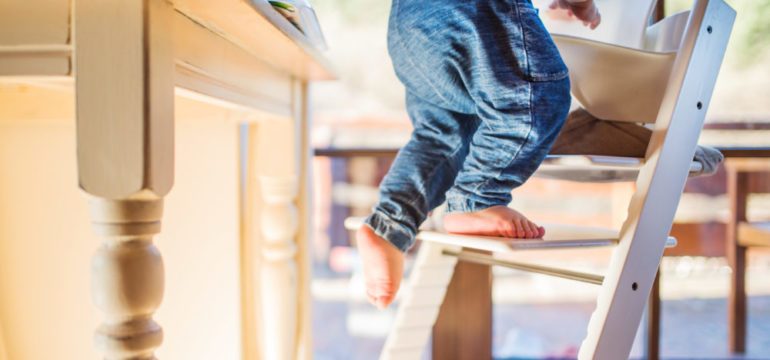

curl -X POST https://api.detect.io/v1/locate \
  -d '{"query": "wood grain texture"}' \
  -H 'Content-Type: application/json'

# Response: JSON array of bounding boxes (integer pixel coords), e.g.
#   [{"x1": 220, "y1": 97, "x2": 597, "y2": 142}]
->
[
  {"x1": 432, "y1": 251, "x2": 492, "y2": 360},
  {"x1": 75, "y1": 0, "x2": 174, "y2": 199}
]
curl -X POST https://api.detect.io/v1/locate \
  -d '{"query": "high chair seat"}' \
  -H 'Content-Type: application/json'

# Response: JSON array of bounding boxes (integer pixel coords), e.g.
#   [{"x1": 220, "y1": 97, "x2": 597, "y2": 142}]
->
[{"x1": 553, "y1": 35, "x2": 676, "y2": 123}]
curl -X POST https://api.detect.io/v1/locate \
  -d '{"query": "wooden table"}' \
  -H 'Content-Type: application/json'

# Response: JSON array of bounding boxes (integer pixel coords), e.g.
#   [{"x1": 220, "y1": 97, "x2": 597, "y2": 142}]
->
[
  {"x1": 648, "y1": 146, "x2": 770, "y2": 359},
  {"x1": 0, "y1": 1, "x2": 333, "y2": 358}
]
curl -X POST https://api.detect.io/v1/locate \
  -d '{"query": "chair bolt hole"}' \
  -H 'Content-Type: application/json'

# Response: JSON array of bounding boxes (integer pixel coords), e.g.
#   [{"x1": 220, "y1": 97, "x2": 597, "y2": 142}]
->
[
  {"x1": 707, "y1": 25, "x2": 713, "y2": 33},
  {"x1": 697, "y1": 101, "x2": 703, "y2": 110},
  {"x1": 632, "y1": 282, "x2": 638, "y2": 291}
]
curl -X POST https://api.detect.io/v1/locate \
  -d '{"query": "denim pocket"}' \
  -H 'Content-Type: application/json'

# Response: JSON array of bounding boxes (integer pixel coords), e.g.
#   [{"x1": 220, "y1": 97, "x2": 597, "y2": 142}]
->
[{"x1": 515, "y1": 5, "x2": 570, "y2": 82}]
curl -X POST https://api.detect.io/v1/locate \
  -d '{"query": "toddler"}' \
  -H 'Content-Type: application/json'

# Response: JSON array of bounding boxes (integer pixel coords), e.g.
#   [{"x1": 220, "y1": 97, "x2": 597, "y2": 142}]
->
[{"x1": 358, "y1": 0, "x2": 601, "y2": 309}]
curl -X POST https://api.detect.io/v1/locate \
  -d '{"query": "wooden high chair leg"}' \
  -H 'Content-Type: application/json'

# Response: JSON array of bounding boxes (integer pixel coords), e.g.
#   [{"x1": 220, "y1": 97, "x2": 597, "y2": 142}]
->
[
  {"x1": 380, "y1": 243, "x2": 459, "y2": 360},
  {"x1": 432, "y1": 251, "x2": 492, "y2": 360}
]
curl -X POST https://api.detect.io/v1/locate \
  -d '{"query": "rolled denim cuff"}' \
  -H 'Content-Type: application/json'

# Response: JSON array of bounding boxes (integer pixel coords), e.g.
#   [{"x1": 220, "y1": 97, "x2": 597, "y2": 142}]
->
[
  {"x1": 364, "y1": 210, "x2": 416, "y2": 252},
  {"x1": 444, "y1": 186, "x2": 511, "y2": 213}
]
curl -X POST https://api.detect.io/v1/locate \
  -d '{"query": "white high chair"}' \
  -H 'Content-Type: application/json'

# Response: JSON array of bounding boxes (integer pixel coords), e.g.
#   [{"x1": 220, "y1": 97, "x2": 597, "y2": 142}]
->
[{"x1": 347, "y1": 0, "x2": 736, "y2": 358}]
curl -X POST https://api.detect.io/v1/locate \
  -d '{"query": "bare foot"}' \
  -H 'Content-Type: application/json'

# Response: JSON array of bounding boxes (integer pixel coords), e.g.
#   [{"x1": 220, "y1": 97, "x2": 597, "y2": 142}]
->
[
  {"x1": 443, "y1": 205, "x2": 545, "y2": 239},
  {"x1": 356, "y1": 225, "x2": 404, "y2": 309}
]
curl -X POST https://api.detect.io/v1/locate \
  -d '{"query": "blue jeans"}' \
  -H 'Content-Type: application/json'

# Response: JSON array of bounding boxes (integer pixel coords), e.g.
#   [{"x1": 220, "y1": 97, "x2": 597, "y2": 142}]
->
[{"x1": 365, "y1": 0, "x2": 572, "y2": 252}]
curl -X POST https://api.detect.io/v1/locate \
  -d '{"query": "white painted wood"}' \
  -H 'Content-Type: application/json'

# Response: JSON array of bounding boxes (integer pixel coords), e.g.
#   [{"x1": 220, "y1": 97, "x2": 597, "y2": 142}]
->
[
  {"x1": 0, "y1": 44, "x2": 71, "y2": 76},
  {"x1": 75, "y1": 0, "x2": 175, "y2": 199},
  {"x1": 75, "y1": 0, "x2": 175, "y2": 358},
  {"x1": 293, "y1": 81, "x2": 315, "y2": 360},
  {"x1": 0, "y1": 0, "x2": 70, "y2": 46},
  {"x1": 579, "y1": 0, "x2": 735, "y2": 358},
  {"x1": 258, "y1": 176, "x2": 300, "y2": 360},
  {"x1": 379, "y1": 242, "x2": 460, "y2": 360},
  {"x1": 345, "y1": 217, "x2": 676, "y2": 253},
  {"x1": 248, "y1": 81, "x2": 313, "y2": 359},
  {"x1": 645, "y1": 10, "x2": 692, "y2": 52},
  {"x1": 172, "y1": 0, "x2": 335, "y2": 81},
  {"x1": 540, "y1": 1, "x2": 703, "y2": 124},
  {"x1": 0, "y1": 1, "x2": 334, "y2": 111},
  {"x1": 3, "y1": 0, "x2": 327, "y2": 358},
  {"x1": 89, "y1": 195, "x2": 165, "y2": 359},
  {"x1": 172, "y1": 12, "x2": 294, "y2": 116},
  {"x1": 551, "y1": 36, "x2": 677, "y2": 123},
  {"x1": 0, "y1": 86, "x2": 245, "y2": 359},
  {"x1": 535, "y1": 154, "x2": 703, "y2": 182}
]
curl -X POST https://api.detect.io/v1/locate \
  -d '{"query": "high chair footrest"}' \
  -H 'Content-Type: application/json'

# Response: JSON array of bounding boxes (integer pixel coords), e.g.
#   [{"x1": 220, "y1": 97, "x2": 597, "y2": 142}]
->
[{"x1": 344, "y1": 217, "x2": 677, "y2": 253}]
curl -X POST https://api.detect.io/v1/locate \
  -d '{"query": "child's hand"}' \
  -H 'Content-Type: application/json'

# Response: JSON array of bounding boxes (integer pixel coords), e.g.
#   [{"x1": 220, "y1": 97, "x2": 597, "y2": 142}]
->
[{"x1": 549, "y1": 0, "x2": 601, "y2": 29}]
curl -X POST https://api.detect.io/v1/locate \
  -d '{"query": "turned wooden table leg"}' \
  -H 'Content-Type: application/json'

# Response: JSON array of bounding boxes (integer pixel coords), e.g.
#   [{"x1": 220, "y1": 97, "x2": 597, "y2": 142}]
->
[
  {"x1": 259, "y1": 176, "x2": 300, "y2": 359},
  {"x1": 75, "y1": 0, "x2": 174, "y2": 358},
  {"x1": 726, "y1": 166, "x2": 749, "y2": 353},
  {"x1": 90, "y1": 195, "x2": 166, "y2": 358},
  {"x1": 247, "y1": 80, "x2": 313, "y2": 360}
]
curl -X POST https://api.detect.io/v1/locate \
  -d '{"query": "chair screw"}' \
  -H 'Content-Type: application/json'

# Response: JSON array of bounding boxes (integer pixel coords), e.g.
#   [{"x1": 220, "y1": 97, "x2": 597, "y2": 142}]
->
[
  {"x1": 632, "y1": 282, "x2": 638, "y2": 291},
  {"x1": 697, "y1": 101, "x2": 703, "y2": 110},
  {"x1": 707, "y1": 25, "x2": 713, "y2": 34}
]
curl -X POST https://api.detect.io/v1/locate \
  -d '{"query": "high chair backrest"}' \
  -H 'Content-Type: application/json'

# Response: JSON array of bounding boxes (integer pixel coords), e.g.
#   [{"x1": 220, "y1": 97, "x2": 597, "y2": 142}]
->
[
  {"x1": 579, "y1": 0, "x2": 735, "y2": 357},
  {"x1": 536, "y1": 0, "x2": 699, "y2": 123},
  {"x1": 535, "y1": 0, "x2": 659, "y2": 49}
]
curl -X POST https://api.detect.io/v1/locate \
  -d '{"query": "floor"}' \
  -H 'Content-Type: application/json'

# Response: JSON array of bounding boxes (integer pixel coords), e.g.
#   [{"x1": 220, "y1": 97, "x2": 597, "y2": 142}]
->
[
  {"x1": 311, "y1": 252, "x2": 770, "y2": 360},
  {"x1": 313, "y1": 295, "x2": 770, "y2": 359}
]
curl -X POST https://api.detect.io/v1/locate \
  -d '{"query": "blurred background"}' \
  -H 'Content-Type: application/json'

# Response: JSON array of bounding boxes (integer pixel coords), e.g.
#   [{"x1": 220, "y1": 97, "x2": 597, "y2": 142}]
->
[{"x1": 307, "y1": 0, "x2": 770, "y2": 359}]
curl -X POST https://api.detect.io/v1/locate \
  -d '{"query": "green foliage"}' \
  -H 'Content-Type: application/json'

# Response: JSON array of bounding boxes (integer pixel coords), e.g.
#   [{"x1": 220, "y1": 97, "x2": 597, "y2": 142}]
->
[
  {"x1": 733, "y1": 0, "x2": 770, "y2": 64},
  {"x1": 666, "y1": 0, "x2": 770, "y2": 65}
]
